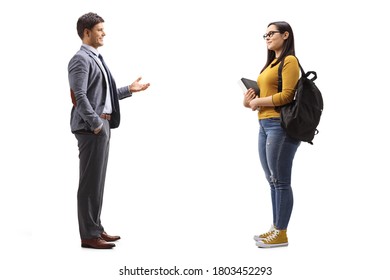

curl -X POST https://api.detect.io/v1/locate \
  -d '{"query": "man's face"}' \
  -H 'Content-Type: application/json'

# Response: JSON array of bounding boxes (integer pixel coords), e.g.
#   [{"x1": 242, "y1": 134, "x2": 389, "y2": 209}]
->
[{"x1": 83, "y1": 22, "x2": 105, "y2": 49}]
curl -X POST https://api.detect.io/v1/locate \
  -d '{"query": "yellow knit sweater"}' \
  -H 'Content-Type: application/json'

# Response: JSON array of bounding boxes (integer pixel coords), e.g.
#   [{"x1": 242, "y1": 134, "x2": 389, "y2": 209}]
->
[{"x1": 257, "y1": 55, "x2": 299, "y2": 119}]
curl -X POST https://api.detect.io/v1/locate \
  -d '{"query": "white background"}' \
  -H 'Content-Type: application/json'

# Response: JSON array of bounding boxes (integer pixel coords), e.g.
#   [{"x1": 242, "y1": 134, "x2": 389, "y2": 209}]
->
[{"x1": 1, "y1": 0, "x2": 389, "y2": 279}]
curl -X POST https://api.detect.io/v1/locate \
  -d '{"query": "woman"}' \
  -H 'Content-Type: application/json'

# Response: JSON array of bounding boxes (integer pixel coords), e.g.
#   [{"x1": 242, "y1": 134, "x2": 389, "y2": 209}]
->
[{"x1": 243, "y1": 21, "x2": 300, "y2": 248}]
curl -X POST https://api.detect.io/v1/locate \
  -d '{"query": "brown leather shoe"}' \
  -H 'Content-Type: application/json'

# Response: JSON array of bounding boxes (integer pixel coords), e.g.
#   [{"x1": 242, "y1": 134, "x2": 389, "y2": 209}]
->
[
  {"x1": 81, "y1": 237, "x2": 115, "y2": 249},
  {"x1": 101, "y1": 231, "x2": 121, "y2": 242}
]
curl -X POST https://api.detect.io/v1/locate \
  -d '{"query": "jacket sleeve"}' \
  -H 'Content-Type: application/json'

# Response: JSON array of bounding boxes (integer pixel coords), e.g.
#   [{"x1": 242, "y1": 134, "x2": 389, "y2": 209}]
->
[
  {"x1": 68, "y1": 54, "x2": 103, "y2": 131},
  {"x1": 117, "y1": 86, "x2": 132, "y2": 100}
]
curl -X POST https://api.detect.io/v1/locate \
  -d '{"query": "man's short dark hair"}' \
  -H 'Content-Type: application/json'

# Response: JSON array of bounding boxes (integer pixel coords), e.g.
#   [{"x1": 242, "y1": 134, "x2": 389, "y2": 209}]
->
[{"x1": 76, "y1": 12, "x2": 104, "y2": 39}]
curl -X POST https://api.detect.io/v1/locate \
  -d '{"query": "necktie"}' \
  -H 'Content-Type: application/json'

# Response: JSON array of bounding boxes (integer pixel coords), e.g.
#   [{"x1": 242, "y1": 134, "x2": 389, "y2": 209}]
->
[{"x1": 98, "y1": 54, "x2": 116, "y2": 112}]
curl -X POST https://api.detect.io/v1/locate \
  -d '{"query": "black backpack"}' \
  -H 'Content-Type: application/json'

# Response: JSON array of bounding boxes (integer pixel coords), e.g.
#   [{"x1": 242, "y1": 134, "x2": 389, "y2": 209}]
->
[{"x1": 277, "y1": 57, "x2": 323, "y2": 144}]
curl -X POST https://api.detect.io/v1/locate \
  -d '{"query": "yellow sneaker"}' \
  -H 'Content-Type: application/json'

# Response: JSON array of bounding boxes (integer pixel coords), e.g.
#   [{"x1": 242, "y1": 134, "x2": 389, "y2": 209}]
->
[
  {"x1": 253, "y1": 225, "x2": 275, "y2": 242},
  {"x1": 256, "y1": 229, "x2": 288, "y2": 248}
]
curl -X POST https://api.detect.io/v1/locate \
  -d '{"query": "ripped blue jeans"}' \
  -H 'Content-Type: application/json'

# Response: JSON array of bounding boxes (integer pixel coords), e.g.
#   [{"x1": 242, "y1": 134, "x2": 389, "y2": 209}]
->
[{"x1": 258, "y1": 118, "x2": 300, "y2": 230}]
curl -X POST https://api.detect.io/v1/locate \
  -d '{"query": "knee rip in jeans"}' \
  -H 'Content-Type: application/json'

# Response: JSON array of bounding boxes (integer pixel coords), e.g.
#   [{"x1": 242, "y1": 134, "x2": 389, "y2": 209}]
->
[
  {"x1": 269, "y1": 175, "x2": 278, "y2": 184},
  {"x1": 270, "y1": 175, "x2": 289, "y2": 186}
]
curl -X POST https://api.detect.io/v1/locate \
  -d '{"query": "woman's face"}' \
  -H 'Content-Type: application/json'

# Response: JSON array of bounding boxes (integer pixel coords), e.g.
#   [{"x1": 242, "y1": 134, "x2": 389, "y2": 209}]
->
[{"x1": 264, "y1": 24, "x2": 288, "y2": 53}]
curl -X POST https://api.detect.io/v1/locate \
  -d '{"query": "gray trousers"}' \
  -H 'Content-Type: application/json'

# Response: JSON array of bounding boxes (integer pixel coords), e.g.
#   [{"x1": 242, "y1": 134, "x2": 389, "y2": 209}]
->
[{"x1": 75, "y1": 119, "x2": 111, "y2": 239}]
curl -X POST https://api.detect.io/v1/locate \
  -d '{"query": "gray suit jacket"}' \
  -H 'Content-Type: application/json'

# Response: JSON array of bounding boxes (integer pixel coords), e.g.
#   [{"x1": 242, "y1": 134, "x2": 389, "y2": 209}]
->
[{"x1": 68, "y1": 45, "x2": 132, "y2": 132}]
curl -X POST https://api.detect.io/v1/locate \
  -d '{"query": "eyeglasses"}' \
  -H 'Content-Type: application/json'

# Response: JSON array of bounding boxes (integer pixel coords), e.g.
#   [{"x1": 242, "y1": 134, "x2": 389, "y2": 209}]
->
[{"x1": 263, "y1": 31, "x2": 281, "y2": 39}]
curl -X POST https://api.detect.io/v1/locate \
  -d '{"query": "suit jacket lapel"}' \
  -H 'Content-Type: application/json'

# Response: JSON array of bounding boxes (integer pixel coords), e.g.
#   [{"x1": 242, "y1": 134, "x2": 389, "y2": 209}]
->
[{"x1": 79, "y1": 45, "x2": 119, "y2": 114}]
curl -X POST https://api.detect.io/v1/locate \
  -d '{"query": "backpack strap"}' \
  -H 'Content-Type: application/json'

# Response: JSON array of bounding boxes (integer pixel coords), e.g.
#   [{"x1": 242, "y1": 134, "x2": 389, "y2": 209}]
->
[
  {"x1": 277, "y1": 56, "x2": 309, "y2": 92},
  {"x1": 277, "y1": 58, "x2": 285, "y2": 93}
]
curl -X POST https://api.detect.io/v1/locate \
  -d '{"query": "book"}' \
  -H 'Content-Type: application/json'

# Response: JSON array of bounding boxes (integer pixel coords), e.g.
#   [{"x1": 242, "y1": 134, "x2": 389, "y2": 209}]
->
[{"x1": 238, "y1": 78, "x2": 259, "y2": 96}]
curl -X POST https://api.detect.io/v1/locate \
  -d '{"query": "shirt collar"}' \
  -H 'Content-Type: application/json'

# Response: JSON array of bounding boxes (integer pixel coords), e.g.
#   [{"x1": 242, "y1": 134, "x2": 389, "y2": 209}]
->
[{"x1": 82, "y1": 44, "x2": 99, "y2": 57}]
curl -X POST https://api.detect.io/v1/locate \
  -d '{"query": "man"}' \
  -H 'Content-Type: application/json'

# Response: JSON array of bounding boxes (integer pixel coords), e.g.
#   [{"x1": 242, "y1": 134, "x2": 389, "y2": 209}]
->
[{"x1": 68, "y1": 12, "x2": 150, "y2": 249}]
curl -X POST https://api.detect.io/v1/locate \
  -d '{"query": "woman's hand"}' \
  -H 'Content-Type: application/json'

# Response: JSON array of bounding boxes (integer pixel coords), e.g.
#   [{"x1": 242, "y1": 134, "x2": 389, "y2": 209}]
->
[
  {"x1": 249, "y1": 98, "x2": 261, "y2": 111},
  {"x1": 243, "y1": 89, "x2": 256, "y2": 108}
]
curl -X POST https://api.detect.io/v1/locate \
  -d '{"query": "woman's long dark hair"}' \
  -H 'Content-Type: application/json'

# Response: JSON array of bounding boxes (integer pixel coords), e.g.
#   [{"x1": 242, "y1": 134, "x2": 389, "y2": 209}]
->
[{"x1": 260, "y1": 21, "x2": 295, "y2": 73}]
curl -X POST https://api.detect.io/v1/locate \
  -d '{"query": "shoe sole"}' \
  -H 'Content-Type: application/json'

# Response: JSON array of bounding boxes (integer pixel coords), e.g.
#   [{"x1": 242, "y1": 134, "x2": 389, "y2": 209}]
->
[
  {"x1": 256, "y1": 242, "x2": 288, "y2": 248},
  {"x1": 81, "y1": 243, "x2": 115, "y2": 249}
]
